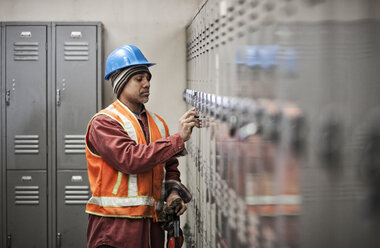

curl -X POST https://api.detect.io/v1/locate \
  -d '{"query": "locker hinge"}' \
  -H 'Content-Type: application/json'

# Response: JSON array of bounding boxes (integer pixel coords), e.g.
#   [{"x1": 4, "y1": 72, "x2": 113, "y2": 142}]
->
[
  {"x1": 5, "y1": 90, "x2": 10, "y2": 105},
  {"x1": 57, "y1": 233, "x2": 61, "y2": 248},
  {"x1": 45, "y1": 42, "x2": 48, "y2": 51},
  {"x1": 7, "y1": 234, "x2": 11, "y2": 248}
]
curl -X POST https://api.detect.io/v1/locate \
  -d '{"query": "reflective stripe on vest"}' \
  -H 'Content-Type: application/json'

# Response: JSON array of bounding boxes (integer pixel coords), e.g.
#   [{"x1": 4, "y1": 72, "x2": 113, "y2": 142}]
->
[
  {"x1": 88, "y1": 196, "x2": 165, "y2": 210},
  {"x1": 147, "y1": 110, "x2": 166, "y2": 140},
  {"x1": 107, "y1": 103, "x2": 139, "y2": 196},
  {"x1": 88, "y1": 196, "x2": 155, "y2": 207}
]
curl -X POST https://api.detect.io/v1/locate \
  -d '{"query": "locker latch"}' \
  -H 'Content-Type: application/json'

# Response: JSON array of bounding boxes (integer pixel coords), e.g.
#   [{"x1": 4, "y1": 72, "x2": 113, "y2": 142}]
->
[
  {"x1": 57, "y1": 233, "x2": 62, "y2": 248},
  {"x1": 6, "y1": 90, "x2": 10, "y2": 105},
  {"x1": 363, "y1": 126, "x2": 380, "y2": 187},
  {"x1": 7, "y1": 234, "x2": 11, "y2": 248},
  {"x1": 56, "y1": 89, "x2": 61, "y2": 106},
  {"x1": 319, "y1": 119, "x2": 341, "y2": 164}
]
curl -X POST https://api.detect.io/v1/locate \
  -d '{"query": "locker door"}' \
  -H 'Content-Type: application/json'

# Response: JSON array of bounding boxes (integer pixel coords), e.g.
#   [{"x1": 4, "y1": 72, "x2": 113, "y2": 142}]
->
[
  {"x1": 56, "y1": 25, "x2": 98, "y2": 170},
  {"x1": 7, "y1": 170, "x2": 47, "y2": 248},
  {"x1": 57, "y1": 171, "x2": 90, "y2": 248},
  {"x1": 5, "y1": 25, "x2": 47, "y2": 170}
]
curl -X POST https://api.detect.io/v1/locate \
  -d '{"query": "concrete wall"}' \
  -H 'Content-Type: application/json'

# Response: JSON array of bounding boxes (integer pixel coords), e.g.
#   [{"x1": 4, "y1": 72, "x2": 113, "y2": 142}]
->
[{"x1": 0, "y1": 0, "x2": 203, "y2": 181}]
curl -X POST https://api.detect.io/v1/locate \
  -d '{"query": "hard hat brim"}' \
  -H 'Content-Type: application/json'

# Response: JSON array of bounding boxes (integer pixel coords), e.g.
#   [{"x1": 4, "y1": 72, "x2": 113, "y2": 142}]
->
[{"x1": 104, "y1": 62, "x2": 156, "y2": 80}]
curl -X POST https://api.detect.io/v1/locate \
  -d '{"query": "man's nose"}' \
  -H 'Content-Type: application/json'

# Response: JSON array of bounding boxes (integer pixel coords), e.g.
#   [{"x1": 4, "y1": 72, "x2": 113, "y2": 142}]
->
[{"x1": 143, "y1": 78, "x2": 150, "y2": 88}]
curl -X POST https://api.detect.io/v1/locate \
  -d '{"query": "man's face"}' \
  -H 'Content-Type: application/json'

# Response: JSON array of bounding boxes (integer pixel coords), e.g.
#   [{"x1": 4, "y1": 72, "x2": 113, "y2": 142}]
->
[{"x1": 119, "y1": 72, "x2": 151, "y2": 105}]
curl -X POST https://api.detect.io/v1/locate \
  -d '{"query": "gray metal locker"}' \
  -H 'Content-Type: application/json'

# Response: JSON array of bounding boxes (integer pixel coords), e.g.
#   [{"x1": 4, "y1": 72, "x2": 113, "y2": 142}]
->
[
  {"x1": 55, "y1": 24, "x2": 99, "y2": 170},
  {"x1": 56, "y1": 170, "x2": 90, "y2": 248},
  {"x1": 6, "y1": 170, "x2": 47, "y2": 248},
  {"x1": 54, "y1": 22, "x2": 102, "y2": 248},
  {"x1": 0, "y1": 21, "x2": 101, "y2": 248},
  {"x1": 5, "y1": 25, "x2": 48, "y2": 170}
]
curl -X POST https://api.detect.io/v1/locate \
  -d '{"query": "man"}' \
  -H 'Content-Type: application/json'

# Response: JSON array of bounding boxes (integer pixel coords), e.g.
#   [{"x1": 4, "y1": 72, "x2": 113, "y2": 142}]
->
[{"x1": 85, "y1": 45, "x2": 199, "y2": 248}]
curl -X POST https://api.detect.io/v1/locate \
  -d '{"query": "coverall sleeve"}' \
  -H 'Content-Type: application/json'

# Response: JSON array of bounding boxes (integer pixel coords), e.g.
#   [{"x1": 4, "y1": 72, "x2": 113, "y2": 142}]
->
[
  {"x1": 165, "y1": 157, "x2": 181, "y2": 182},
  {"x1": 87, "y1": 114, "x2": 185, "y2": 175}
]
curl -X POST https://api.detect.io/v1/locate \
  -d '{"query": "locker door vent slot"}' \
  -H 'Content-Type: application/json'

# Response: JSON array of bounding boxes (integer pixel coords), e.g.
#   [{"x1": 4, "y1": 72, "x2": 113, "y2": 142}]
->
[
  {"x1": 65, "y1": 185, "x2": 89, "y2": 205},
  {"x1": 14, "y1": 185, "x2": 40, "y2": 205},
  {"x1": 64, "y1": 135, "x2": 86, "y2": 154},
  {"x1": 14, "y1": 135, "x2": 40, "y2": 154},
  {"x1": 13, "y1": 42, "x2": 39, "y2": 61},
  {"x1": 64, "y1": 42, "x2": 89, "y2": 61},
  {"x1": 334, "y1": 38, "x2": 373, "y2": 59}
]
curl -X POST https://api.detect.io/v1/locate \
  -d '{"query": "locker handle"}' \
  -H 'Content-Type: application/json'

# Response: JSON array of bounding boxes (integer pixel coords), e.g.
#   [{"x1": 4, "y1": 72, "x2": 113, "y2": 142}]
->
[
  {"x1": 7, "y1": 234, "x2": 11, "y2": 248},
  {"x1": 6, "y1": 90, "x2": 10, "y2": 105},
  {"x1": 363, "y1": 127, "x2": 380, "y2": 184},
  {"x1": 57, "y1": 233, "x2": 62, "y2": 248},
  {"x1": 56, "y1": 89, "x2": 61, "y2": 106}
]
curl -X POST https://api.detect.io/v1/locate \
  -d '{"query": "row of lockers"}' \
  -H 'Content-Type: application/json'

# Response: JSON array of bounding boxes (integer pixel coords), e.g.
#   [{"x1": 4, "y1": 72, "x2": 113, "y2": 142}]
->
[
  {"x1": 183, "y1": 0, "x2": 380, "y2": 247},
  {"x1": 0, "y1": 22, "x2": 102, "y2": 247}
]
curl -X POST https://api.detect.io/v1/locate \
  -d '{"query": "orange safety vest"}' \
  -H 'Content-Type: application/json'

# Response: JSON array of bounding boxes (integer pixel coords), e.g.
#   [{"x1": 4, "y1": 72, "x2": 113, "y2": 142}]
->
[{"x1": 85, "y1": 100, "x2": 169, "y2": 219}]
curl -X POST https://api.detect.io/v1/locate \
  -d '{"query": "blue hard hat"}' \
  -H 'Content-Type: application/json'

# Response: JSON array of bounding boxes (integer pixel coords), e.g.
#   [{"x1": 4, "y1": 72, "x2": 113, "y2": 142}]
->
[{"x1": 104, "y1": 45, "x2": 156, "y2": 80}]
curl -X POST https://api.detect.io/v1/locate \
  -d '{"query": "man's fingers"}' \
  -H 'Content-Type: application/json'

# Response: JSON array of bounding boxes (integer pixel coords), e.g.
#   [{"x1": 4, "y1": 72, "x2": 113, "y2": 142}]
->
[
  {"x1": 181, "y1": 108, "x2": 198, "y2": 120},
  {"x1": 179, "y1": 115, "x2": 199, "y2": 127},
  {"x1": 178, "y1": 108, "x2": 200, "y2": 141},
  {"x1": 195, "y1": 119, "x2": 201, "y2": 128},
  {"x1": 177, "y1": 203, "x2": 187, "y2": 216},
  {"x1": 183, "y1": 116, "x2": 200, "y2": 125},
  {"x1": 183, "y1": 122, "x2": 198, "y2": 131},
  {"x1": 175, "y1": 204, "x2": 181, "y2": 214},
  {"x1": 180, "y1": 110, "x2": 194, "y2": 120},
  {"x1": 182, "y1": 115, "x2": 201, "y2": 126}
]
